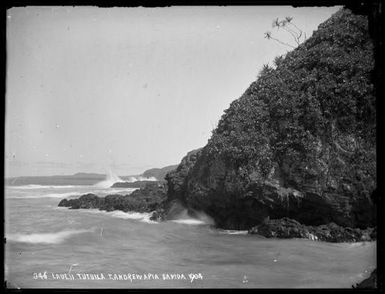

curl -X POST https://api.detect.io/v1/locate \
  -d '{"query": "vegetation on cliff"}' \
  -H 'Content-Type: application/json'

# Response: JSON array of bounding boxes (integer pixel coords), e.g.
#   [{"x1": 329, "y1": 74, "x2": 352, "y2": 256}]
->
[{"x1": 165, "y1": 8, "x2": 376, "y2": 230}]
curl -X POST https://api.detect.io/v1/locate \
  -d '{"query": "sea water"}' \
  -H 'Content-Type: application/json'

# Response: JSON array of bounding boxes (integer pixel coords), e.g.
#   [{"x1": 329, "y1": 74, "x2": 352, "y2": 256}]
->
[{"x1": 4, "y1": 184, "x2": 376, "y2": 288}]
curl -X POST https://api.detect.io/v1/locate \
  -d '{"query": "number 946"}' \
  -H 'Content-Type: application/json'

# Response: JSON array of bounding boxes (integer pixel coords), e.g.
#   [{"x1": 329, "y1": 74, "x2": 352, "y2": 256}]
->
[{"x1": 33, "y1": 272, "x2": 48, "y2": 280}]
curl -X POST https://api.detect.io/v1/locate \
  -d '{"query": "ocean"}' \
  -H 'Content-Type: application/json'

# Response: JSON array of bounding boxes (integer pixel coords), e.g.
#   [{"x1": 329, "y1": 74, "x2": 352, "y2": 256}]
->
[{"x1": 4, "y1": 182, "x2": 376, "y2": 288}]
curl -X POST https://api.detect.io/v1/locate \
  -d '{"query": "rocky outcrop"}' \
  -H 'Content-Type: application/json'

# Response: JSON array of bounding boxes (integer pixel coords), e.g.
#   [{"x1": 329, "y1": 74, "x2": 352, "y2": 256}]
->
[
  {"x1": 249, "y1": 217, "x2": 375, "y2": 242},
  {"x1": 165, "y1": 148, "x2": 203, "y2": 204},
  {"x1": 58, "y1": 183, "x2": 167, "y2": 213},
  {"x1": 58, "y1": 193, "x2": 102, "y2": 209},
  {"x1": 110, "y1": 180, "x2": 161, "y2": 188},
  {"x1": 164, "y1": 8, "x2": 376, "y2": 231},
  {"x1": 353, "y1": 269, "x2": 377, "y2": 288},
  {"x1": 150, "y1": 199, "x2": 187, "y2": 222},
  {"x1": 146, "y1": 148, "x2": 204, "y2": 222}
]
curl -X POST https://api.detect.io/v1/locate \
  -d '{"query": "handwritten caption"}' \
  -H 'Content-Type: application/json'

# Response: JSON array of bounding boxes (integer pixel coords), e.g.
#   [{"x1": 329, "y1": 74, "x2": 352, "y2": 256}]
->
[{"x1": 33, "y1": 272, "x2": 203, "y2": 283}]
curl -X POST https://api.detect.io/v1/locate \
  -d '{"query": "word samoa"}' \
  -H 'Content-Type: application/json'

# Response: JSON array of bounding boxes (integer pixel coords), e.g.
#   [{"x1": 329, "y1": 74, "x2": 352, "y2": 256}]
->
[{"x1": 33, "y1": 272, "x2": 203, "y2": 283}]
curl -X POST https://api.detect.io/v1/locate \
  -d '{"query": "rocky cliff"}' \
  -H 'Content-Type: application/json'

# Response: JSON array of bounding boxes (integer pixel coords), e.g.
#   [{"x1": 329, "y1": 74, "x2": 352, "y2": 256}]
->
[{"x1": 165, "y1": 8, "x2": 376, "y2": 230}]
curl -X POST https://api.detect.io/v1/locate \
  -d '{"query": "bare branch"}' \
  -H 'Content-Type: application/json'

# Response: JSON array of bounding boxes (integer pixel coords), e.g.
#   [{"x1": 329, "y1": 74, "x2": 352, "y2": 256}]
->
[
  {"x1": 287, "y1": 21, "x2": 303, "y2": 35},
  {"x1": 269, "y1": 36, "x2": 296, "y2": 49},
  {"x1": 264, "y1": 17, "x2": 305, "y2": 49},
  {"x1": 281, "y1": 26, "x2": 301, "y2": 45}
]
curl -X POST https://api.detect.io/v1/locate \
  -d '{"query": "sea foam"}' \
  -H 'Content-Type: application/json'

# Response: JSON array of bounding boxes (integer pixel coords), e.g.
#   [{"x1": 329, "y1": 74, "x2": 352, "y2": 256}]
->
[
  {"x1": 170, "y1": 209, "x2": 215, "y2": 226},
  {"x1": 94, "y1": 168, "x2": 157, "y2": 188},
  {"x1": 109, "y1": 211, "x2": 157, "y2": 224},
  {"x1": 125, "y1": 176, "x2": 158, "y2": 182},
  {"x1": 7, "y1": 229, "x2": 92, "y2": 244},
  {"x1": 66, "y1": 208, "x2": 158, "y2": 224},
  {"x1": 171, "y1": 219, "x2": 207, "y2": 225},
  {"x1": 8, "y1": 192, "x2": 83, "y2": 199},
  {"x1": 94, "y1": 171, "x2": 124, "y2": 188},
  {"x1": 7, "y1": 185, "x2": 77, "y2": 190},
  {"x1": 221, "y1": 230, "x2": 249, "y2": 235}
]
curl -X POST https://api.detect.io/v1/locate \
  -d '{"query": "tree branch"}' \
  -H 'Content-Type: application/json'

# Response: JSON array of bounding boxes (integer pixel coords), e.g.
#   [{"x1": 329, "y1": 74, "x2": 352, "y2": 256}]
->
[{"x1": 270, "y1": 36, "x2": 296, "y2": 49}]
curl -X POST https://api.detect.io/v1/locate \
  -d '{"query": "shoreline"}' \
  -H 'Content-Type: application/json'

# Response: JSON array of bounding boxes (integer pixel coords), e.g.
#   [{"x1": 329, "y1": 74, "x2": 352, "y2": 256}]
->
[{"x1": 57, "y1": 192, "x2": 376, "y2": 244}]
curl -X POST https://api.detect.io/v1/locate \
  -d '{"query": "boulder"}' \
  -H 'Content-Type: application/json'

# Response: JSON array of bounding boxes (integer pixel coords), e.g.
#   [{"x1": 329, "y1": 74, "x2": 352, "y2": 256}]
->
[{"x1": 353, "y1": 269, "x2": 377, "y2": 288}]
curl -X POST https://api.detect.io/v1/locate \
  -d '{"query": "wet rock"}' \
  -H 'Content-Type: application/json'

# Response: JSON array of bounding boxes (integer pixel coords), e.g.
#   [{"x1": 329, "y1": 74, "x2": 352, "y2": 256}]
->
[
  {"x1": 58, "y1": 183, "x2": 167, "y2": 214},
  {"x1": 353, "y1": 269, "x2": 377, "y2": 288},
  {"x1": 149, "y1": 199, "x2": 186, "y2": 222},
  {"x1": 248, "y1": 217, "x2": 375, "y2": 243},
  {"x1": 58, "y1": 193, "x2": 102, "y2": 209},
  {"x1": 110, "y1": 181, "x2": 161, "y2": 188}
]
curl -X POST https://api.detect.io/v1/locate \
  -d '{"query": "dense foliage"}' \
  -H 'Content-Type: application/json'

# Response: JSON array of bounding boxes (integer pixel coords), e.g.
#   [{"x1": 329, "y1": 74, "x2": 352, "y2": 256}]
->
[
  {"x1": 206, "y1": 8, "x2": 375, "y2": 185},
  {"x1": 166, "y1": 8, "x2": 376, "y2": 229}
]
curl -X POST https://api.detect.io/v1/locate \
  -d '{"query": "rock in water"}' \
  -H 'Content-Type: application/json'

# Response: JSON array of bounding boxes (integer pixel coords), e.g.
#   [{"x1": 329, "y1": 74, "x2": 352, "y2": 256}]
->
[
  {"x1": 58, "y1": 193, "x2": 102, "y2": 209},
  {"x1": 110, "y1": 181, "x2": 161, "y2": 188},
  {"x1": 58, "y1": 184, "x2": 167, "y2": 213},
  {"x1": 165, "y1": 8, "x2": 376, "y2": 230},
  {"x1": 354, "y1": 269, "x2": 377, "y2": 288},
  {"x1": 248, "y1": 217, "x2": 375, "y2": 243}
]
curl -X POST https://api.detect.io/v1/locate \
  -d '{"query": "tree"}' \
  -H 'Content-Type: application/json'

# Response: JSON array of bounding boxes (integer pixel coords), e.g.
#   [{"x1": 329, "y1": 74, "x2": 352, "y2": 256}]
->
[{"x1": 265, "y1": 16, "x2": 306, "y2": 49}]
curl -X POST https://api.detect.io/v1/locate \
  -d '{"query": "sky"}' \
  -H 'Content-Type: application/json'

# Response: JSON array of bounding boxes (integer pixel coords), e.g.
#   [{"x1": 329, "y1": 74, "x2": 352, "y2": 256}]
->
[{"x1": 5, "y1": 6, "x2": 341, "y2": 177}]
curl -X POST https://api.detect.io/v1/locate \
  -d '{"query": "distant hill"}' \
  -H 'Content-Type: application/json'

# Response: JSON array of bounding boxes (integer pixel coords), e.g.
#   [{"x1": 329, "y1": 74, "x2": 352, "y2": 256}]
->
[
  {"x1": 72, "y1": 172, "x2": 105, "y2": 178},
  {"x1": 5, "y1": 173, "x2": 106, "y2": 186},
  {"x1": 5, "y1": 165, "x2": 178, "y2": 186},
  {"x1": 141, "y1": 165, "x2": 178, "y2": 181}
]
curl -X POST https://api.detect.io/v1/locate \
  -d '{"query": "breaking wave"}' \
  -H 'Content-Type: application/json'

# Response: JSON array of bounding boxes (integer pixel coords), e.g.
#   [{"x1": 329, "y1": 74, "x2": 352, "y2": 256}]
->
[
  {"x1": 125, "y1": 176, "x2": 158, "y2": 182},
  {"x1": 108, "y1": 211, "x2": 157, "y2": 224},
  {"x1": 7, "y1": 229, "x2": 93, "y2": 244},
  {"x1": 67, "y1": 208, "x2": 157, "y2": 224},
  {"x1": 8, "y1": 192, "x2": 83, "y2": 199},
  {"x1": 94, "y1": 170, "x2": 123, "y2": 188},
  {"x1": 7, "y1": 185, "x2": 77, "y2": 190},
  {"x1": 171, "y1": 219, "x2": 207, "y2": 225},
  {"x1": 170, "y1": 209, "x2": 215, "y2": 226},
  {"x1": 220, "y1": 230, "x2": 249, "y2": 235}
]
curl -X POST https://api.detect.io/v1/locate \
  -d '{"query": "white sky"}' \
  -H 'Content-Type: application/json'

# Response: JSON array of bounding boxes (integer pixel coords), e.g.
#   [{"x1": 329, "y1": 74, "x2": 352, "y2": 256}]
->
[{"x1": 5, "y1": 6, "x2": 341, "y2": 177}]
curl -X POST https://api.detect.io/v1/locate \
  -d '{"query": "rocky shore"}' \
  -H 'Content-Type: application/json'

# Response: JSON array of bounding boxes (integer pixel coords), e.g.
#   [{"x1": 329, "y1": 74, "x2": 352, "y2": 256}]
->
[
  {"x1": 58, "y1": 183, "x2": 167, "y2": 213},
  {"x1": 248, "y1": 217, "x2": 376, "y2": 243},
  {"x1": 110, "y1": 180, "x2": 162, "y2": 188},
  {"x1": 353, "y1": 269, "x2": 377, "y2": 288},
  {"x1": 58, "y1": 188, "x2": 377, "y2": 244}
]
